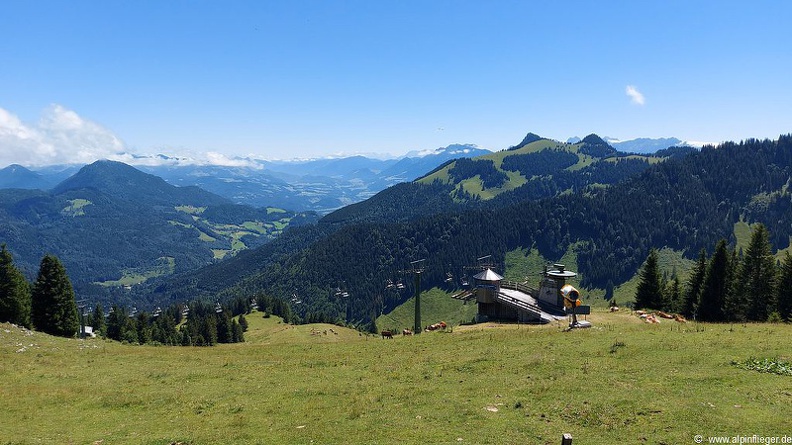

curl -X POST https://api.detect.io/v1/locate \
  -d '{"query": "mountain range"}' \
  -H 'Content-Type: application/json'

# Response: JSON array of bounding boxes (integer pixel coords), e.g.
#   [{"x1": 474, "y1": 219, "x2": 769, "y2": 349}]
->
[
  {"x1": 1, "y1": 137, "x2": 696, "y2": 213},
  {"x1": 0, "y1": 144, "x2": 492, "y2": 214},
  {"x1": 566, "y1": 136, "x2": 708, "y2": 154},
  {"x1": 0, "y1": 160, "x2": 318, "y2": 307},
  {"x1": 6, "y1": 130, "x2": 768, "y2": 322},
  {"x1": 128, "y1": 132, "x2": 771, "y2": 321},
  {"x1": 131, "y1": 132, "x2": 792, "y2": 328}
]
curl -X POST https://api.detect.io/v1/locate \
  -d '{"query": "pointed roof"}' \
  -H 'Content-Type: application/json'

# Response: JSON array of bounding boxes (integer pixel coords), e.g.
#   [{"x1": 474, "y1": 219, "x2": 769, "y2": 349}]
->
[{"x1": 473, "y1": 268, "x2": 503, "y2": 282}]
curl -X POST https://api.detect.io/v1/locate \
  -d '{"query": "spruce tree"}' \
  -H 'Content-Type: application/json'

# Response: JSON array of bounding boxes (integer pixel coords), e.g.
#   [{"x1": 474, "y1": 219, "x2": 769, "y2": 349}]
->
[
  {"x1": 31, "y1": 254, "x2": 79, "y2": 337},
  {"x1": 682, "y1": 249, "x2": 707, "y2": 318},
  {"x1": 776, "y1": 252, "x2": 792, "y2": 322},
  {"x1": 231, "y1": 319, "x2": 244, "y2": 343},
  {"x1": 216, "y1": 311, "x2": 232, "y2": 343},
  {"x1": 238, "y1": 313, "x2": 248, "y2": 332},
  {"x1": 136, "y1": 312, "x2": 151, "y2": 345},
  {"x1": 737, "y1": 224, "x2": 777, "y2": 321},
  {"x1": 0, "y1": 244, "x2": 32, "y2": 328},
  {"x1": 635, "y1": 249, "x2": 663, "y2": 310},
  {"x1": 604, "y1": 279, "x2": 615, "y2": 301},
  {"x1": 698, "y1": 239, "x2": 731, "y2": 322},
  {"x1": 91, "y1": 303, "x2": 105, "y2": 336},
  {"x1": 105, "y1": 305, "x2": 125, "y2": 341},
  {"x1": 666, "y1": 276, "x2": 681, "y2": 313}
]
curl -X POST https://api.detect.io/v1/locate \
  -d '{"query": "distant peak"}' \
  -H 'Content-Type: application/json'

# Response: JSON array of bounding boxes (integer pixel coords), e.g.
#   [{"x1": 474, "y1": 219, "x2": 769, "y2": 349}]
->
[
  {"x1": 1, "y1": 164, "x2": 31, "y2": 173},
  {"x1": 404, "y1": 143, "x2": 488, "y2": 158},
  {"x1": 579, "y1": 134, "x2": 618, "y2": 158},
  {"x1": 520, "y1": 132, "x2": 544, "y2": 145},
  {"x1": 509, "y1": 132, "x2": 545, "y2": 151},
  {"x1": 581, "y1": 134, "x2": 609, "y2": 146}
]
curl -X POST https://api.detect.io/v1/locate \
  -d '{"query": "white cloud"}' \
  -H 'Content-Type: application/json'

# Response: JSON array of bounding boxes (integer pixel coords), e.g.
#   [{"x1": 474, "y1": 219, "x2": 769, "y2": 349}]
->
[
  {"x1": 0, "y1": 104, "x2": 126, "y2": 166},
  {"x1": 625, "y1": 85, "x2": 645, "y2": 106},
  {"x1": 0, "y1": 105, "x2": 273, "y2": 168},
  {"x1": 205, "y1": 151, "x2": 261, "y2": 168}
]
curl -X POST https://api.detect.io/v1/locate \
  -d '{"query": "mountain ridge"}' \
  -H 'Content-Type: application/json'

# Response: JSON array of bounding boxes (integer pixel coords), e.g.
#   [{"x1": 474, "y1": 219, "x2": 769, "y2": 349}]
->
[{"x1": 53, "y1": 160, "x2": 231, "y2": 207}]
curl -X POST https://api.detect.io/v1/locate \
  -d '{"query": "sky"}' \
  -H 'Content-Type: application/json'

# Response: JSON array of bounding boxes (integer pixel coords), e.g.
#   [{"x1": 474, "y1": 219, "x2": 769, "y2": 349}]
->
[{"x1": 1, "y1": 0, "x2": 791, "y2": 167}]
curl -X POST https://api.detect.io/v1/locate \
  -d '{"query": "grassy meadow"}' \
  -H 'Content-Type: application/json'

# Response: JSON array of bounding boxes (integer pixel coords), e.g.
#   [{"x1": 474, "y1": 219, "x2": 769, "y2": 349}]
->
[{"x1": 2, "y1": 311, "x2": 791, "y2": 445}]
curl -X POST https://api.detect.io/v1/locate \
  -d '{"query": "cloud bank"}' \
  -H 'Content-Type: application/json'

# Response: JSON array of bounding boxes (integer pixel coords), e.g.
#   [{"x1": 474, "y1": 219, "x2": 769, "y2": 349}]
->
[
  {"x1": 625, "y1": 85, "x2": 645, "y2": 105},
  {"x1": 0, "y1": 105, "x2": 269, "y2": 168},
  {"x1": 0, "y1": 104, "x2": 126, "y2": 166}
]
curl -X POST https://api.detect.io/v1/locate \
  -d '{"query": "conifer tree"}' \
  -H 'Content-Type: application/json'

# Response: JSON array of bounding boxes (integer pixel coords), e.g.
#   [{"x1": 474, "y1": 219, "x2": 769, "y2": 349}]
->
[
  {"x1": 737, "y1": 224, "x2": 777, "y2": 321},
  {"x1": 698, "y1": 239, "x2": 731, "y2": 322},
  {"x1": 31, "y1": 254, "x2": 79, "y2": 337},
  {"x1": 666, "y1": 276, "x2": 681, "y2": 313},
  {"x1": 136, "y1": 312, "x2": 151, "y2": 345},
  {"x1": 105, "y1": 305, "x2": 125, "y2": 340},
  {"x1": 635, "y1": 248, "x2": 662, "y2": 310},
  {"x1": 0, "y1": 244, "x2": 32, "y2": 328},
  {"x1": 231, "y1": 319, "x2": 244, "y2": 343},
  {"x1": 91, "y1": 303, "x2": 105, "y2": 336},
  {"x1": 604, "y1": 279, "x2": 615, "y2": 301},
  {"x1": 238, "y1": 313, "x2": 248, "y2": 332},
  {"x1": 776, "y1": 252, "x2": 792, "y2": 322},
  {"x1": 216, "y1": 310, "x2": 232, "y2": 343},
  {"x1": 682, "y1": 249, "x2": 707, "y2": 318}
]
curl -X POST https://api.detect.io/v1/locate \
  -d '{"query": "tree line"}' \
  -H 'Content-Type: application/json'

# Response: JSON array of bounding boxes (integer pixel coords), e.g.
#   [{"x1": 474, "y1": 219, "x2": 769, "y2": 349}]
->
[
  {"x1": 0, "y1": 244, "x2": 299, "y2": 344},
  {"x1": 99, "y1": 293, "x2": 296, "y2": 346},
  {"x1": 0, "y1": 244, "x2": 79, "y2": 337},
  {"x1": 634, "y1": 224, "x2": 792, "y2": 322}
]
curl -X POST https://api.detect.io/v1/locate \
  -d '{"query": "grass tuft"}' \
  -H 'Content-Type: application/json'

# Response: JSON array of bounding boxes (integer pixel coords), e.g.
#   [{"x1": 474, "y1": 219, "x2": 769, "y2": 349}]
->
[{"x1": 732, "y1": 357, "x2": 792, "y2": 376}]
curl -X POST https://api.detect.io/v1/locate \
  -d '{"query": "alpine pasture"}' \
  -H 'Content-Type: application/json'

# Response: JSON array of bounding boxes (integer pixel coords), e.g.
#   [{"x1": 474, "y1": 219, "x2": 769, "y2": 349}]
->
[{"x1": 1, "y1": 312, "x2": 790, "y2": 444}]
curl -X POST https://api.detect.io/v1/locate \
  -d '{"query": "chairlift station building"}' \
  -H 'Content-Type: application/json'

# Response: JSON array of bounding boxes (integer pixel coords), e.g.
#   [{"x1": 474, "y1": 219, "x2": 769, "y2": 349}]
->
[{"x1": 456, "y1": 264, "x2": 588, "y2": 324}]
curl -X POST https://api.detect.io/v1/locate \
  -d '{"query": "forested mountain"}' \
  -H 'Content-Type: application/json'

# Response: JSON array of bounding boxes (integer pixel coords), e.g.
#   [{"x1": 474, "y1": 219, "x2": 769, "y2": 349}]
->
[
  {"x1": 0, "y1": 164, "x2": 54, "y2": 189},
  {"x1": 0, "y1": 160, "x2": 318, "y2": 307},
  {"x1": 415, "y1": 133, "x2": 656, "y2": 202},
  {"x1": 130, "y1": 134, "x2": 703, "y2": 319},
  {"x1": 138, "y1": 134, "x2": 792, "y2": 329},
  {"x1": 53, "y1": 160, "x2": 230, "y2": 207}
]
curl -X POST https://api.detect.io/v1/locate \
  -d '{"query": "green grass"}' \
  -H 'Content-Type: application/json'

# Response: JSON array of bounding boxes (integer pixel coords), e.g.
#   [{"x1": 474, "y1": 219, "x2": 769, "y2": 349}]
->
[
  {"x1": 417, "y1": 139, "x2": 660, "y2": 202},
  {"x1": 175, "y1": 205, "x2": 206, "y2": 215},
  {"x1": 94, "y1": 257, "x2": 176, "y2": 287},
  {"x1": 61, "y1": 198, "x2": 92, "y2": 217},
  {"x1": 2, "y1": 314, "x2": 790, "y2": 444},
  {"x1": 376, "y1": 287, "x2": 478, "y2": 332}
]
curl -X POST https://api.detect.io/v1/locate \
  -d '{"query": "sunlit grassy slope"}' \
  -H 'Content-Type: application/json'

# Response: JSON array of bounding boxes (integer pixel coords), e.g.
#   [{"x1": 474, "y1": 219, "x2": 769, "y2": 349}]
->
[
  {"x1": 375, "y1": 287, "x2": 479, "y2": 332},
  {"x1": 2, "y1": 310, "x2": 791, "y2": 445},
  {"x1": 417, "y1": 138, "x2": 662, "y2": 202}
]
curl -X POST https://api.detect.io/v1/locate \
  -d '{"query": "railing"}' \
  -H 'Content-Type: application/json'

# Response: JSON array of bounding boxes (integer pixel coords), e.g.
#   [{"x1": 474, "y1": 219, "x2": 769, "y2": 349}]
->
[
  {"x1": 494, "y1": 291, "x2": 543, "y2": 317},
  {"x1": 501, "y1": 280, "x2": 538, "y2": 296}
]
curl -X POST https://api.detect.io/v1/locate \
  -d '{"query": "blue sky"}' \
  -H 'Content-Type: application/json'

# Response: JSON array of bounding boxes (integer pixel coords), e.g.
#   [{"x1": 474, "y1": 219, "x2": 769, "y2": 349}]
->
[{"x1": 1, "y1": 0, "x2": 791, "y2": 166}]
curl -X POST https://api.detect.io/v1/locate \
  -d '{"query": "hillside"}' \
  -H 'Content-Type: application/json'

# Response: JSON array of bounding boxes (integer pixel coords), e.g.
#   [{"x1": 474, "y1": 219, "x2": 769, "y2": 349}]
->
[
  {"x1": 416, "y1": 133, "x2": 660, "y2": 203},
  {"x1": 144, "y1": 134, "x2": 792, "y2": 327},
  {"x1": 0, "y1": 160, "x2": 318, "y2": 306},
  {"x1": 2, "y1": 315, "x2": 791, "y2": 444},
  {"x1": 0, "y1": 164, "x2": 54, "y2": 189},
  {"x1": 52, "y1": 160, "x2": 230, "y2": 207}
]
